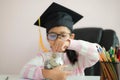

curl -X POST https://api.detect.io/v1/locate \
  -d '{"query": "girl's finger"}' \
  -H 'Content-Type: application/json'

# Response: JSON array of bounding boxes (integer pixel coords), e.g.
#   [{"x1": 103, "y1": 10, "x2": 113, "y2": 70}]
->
[
  {"x1": 65, "y1": 71, "x2": 72, "y2": 75},
  {"x1": 59, "y1": 65, "x2": 68, "y2": 70},
  {"x1": 57, "y1": 42, "x2": 64, "y2": 52},
  {"x1": 54, "y1": 40, "x2": 64, "y2": 52}
]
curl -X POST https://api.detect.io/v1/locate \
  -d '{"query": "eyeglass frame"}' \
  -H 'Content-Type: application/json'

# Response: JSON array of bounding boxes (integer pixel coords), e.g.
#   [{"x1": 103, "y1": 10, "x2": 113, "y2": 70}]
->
[{"x1": 47, "y1": 32, "x2": 71, "y2": 41}]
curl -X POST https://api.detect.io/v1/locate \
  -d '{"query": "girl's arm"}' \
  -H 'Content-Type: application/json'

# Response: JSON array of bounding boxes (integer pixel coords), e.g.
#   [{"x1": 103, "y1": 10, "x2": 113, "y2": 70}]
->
[
  {"x1": 68, "y1": 39, "x2": 100, "y2": 69},
  {"x1": 20, "y1": 54, "x2": 71, "y2": 80},
  {"x1": 20, "y1": 56, "x2": 44, "y2": 80}
]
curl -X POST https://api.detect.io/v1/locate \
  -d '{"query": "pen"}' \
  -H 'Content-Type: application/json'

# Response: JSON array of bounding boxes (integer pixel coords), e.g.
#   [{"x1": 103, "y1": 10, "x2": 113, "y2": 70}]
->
[{"x1": 117, "y1": 47, "x2": 120, "y2": 61}]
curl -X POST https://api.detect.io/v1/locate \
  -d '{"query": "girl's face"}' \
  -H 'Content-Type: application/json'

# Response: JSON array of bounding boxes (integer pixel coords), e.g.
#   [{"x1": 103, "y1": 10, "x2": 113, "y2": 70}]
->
[{"x1": 47, "y1": 26, "x2": 75, "y2": 51}]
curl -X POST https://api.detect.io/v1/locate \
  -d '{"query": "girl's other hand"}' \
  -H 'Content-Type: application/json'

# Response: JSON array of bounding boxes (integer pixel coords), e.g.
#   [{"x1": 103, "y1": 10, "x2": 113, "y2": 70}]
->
[{"x1": 42, "y1": 65, "x2": 72, "y2": 80}]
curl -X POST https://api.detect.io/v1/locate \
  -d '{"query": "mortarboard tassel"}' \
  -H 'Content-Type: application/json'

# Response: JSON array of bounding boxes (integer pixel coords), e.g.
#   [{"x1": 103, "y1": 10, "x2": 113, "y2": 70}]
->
[{"x1": 38, "y1": 18, "x2": 48, "y2": 52}]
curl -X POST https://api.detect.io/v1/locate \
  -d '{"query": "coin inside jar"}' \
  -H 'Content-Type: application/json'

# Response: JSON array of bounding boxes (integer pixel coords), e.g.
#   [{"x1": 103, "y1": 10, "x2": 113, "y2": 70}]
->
[
  {"x1": 52, "y1": 53, "x2": 56, "y2": 58},
  {"x1": 49, "y1": 58, "x2": 58, "y2": 67}
]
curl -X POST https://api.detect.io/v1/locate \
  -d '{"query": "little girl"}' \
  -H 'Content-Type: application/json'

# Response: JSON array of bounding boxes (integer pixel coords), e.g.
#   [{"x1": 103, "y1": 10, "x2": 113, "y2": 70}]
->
[{"x1": 20, "y1": 2, "x2": 100, "y2": 80}]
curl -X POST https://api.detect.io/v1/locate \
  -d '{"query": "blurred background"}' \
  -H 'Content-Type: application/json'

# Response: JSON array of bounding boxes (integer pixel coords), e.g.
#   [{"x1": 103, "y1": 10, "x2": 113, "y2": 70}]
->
[{"x1": 0, "y1": 0, "x2": 120, "y2": 75}]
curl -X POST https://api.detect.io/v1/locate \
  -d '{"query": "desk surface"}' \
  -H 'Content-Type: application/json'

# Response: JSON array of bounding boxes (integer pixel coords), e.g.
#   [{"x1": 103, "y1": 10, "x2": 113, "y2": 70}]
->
[
  {"x1": 0, "y1": 75, "x2": 100, "y2": 80},
  {"x1": 67, "y1": 76, "x2": 100, "y2": 80},
  {"x1": 0, "y1": 75, "x2": 19, "y2": 80}
]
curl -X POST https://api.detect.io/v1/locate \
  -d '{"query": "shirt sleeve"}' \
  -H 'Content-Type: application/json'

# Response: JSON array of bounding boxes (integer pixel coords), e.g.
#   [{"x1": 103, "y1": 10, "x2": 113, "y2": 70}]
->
[
  {"x1": 20, "y1": 55, "x2": 45, "y2": 80},
  {"x1": 67, "y1": 39, "x2": 100, "y2": 69}
]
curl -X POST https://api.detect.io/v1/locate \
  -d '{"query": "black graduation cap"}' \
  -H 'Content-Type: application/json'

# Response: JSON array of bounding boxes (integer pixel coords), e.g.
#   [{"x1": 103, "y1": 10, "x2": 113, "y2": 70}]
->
[{"x1": 34, "y1": 2, "x2": 83, "y2": 31}]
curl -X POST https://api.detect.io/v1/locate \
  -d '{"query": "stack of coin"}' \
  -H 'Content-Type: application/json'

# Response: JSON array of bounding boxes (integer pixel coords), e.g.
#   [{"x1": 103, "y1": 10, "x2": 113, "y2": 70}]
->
[{"x1": 44, "y1": 53, "x2": 64, "y2": 69}]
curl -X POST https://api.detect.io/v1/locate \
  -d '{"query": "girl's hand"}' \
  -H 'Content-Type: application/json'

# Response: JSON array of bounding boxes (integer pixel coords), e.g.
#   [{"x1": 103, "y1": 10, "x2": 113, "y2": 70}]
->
[
  {"x1": 42, "y1": 65, "x2": 72, "y2": 80},
  {"x1": 52, "y1": 39, "x2": 70, "y2": 52}
]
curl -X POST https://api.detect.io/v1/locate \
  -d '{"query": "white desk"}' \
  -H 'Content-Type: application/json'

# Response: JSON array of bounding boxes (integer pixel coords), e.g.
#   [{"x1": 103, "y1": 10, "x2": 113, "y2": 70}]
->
[
  {"x1": 67, "y1": 76, "x2": 100, "y2": 80},
  {"x1": 0, "y1": 75, "x2": 19, "y2": 80},
  {"x1": 0, "y1": 75, "x2": 100, "y2": 80}
]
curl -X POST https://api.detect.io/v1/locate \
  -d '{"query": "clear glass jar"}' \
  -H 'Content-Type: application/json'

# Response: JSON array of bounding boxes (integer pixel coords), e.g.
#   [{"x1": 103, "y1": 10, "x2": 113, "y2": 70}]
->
[
  {"x1": 44, "y1": 52, "x2": 64, "y2": 69},
  {"x1": 44, "y1": 52, "x2": 64, "y2": 80}
]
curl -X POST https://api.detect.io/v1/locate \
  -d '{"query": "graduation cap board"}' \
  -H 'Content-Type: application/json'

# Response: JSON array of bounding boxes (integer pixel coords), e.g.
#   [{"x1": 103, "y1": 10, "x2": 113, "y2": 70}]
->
[
  {"x1": 34, "y1": 2, "x2": 83, "y2": 31},
  {"x1": 34, "y1": 2, "x2": 83, "y2": 52}
]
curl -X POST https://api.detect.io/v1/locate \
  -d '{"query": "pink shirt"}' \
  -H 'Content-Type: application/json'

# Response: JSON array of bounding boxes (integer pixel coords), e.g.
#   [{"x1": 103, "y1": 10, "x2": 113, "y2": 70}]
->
[{"x1": 20, "y1": 40, "x2": 100, "y2": 80}]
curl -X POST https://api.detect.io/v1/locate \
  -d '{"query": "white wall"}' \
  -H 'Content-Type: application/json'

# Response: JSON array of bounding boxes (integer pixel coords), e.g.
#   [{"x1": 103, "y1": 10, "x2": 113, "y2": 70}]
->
[{"x1": 0, "y1": 0, "x2": 120, "y2": 74}]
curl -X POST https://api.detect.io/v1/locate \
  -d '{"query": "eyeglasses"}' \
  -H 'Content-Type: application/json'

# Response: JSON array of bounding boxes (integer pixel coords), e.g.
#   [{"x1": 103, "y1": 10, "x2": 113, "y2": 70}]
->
[{"x1": 47, "y1": 32, "x2": 71, "y2": 41}]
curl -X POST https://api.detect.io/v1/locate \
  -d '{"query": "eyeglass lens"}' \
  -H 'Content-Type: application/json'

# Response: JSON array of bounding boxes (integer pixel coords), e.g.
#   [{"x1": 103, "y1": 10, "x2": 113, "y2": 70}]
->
[{"x1": 47, "y1": 32, "x2": 70, "y2": 40}]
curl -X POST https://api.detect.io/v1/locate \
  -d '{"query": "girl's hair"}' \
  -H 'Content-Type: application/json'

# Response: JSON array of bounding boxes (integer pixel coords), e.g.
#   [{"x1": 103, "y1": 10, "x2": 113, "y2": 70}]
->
[{"x1": 65, "y1": 49, "x2": 78, "y2": 65}]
